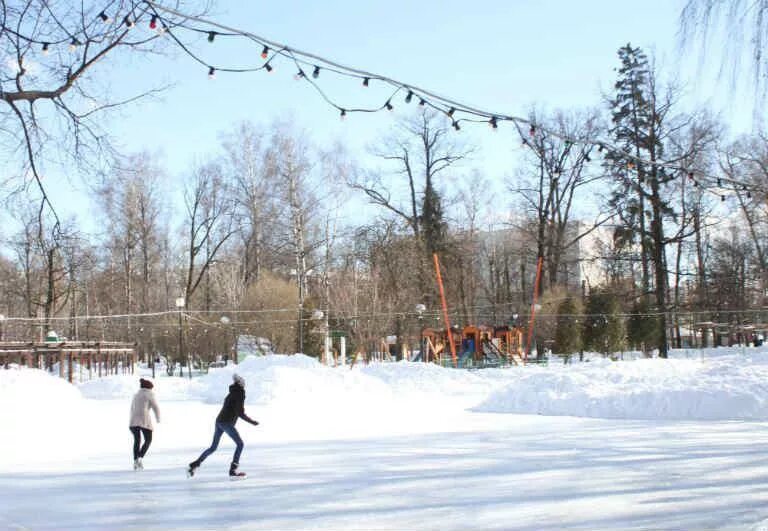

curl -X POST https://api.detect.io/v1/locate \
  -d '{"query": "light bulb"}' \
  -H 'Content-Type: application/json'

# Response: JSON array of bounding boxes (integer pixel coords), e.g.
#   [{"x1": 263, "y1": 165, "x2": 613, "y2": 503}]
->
[
  {"x1": 99, "y1": 11, "x2": 110, "y2": 23},
  {"x1": 405, "y1": 91, "x2": 413, "y2": 103},
  {"x1": 447, "y1": 107, "x2": 455, "y2": 117},
  {"x1": 69, "y1": 38, "x2": 80, "y2": 51},
  {"x1": 489, "y1": 117, "x2": 498, "y2": 129},
  {"x1": 362, "y1": 77, "x2": 369, "y2": 87},
  {"x1": 452, "y1": 121, "x2": 460, "y2": 131},
  {"x1": 261, "y1": 45, "x2": 269, "y2": 59},
  {"x1": 42, "y1": 42, "x2": 50, "y2": 55},
  {"x1": 208, "y1": 32, "x2": 216, "y2": 43},
  {"x1": 312, "y1": 65, "x2": 320, "y2": 79},
  {"x1": 385, "y1": 100, "x2": 393, "y2": 111},
  {"x1": 265, "y1": 63, "x2": 273, "y2": 73},
  {"x1": 294, "y1": 69, "x2": 305, "y2": 80},
  {"x1": 208, "y1": 66, "x2": 215, "y2": 79},
  {"x1": 123, "y1": 15, "x2": 134, "y2": 28},
  {"x1": 340, "y1": 109, "x2": 346, "y2": 120},
  {"x1": 149, "y1": 15, "x2": 157, "y2": 29}
]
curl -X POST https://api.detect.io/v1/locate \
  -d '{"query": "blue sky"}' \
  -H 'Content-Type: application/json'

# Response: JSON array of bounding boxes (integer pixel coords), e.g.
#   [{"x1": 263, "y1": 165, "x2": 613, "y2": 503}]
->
[{"x1": 32, "y1": 0, "x2": 754, "y2": 233}]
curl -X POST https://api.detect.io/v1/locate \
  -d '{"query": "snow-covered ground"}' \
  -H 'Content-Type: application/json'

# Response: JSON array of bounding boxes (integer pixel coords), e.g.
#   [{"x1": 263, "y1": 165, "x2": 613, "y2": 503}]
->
[{"x1": 2, "y1": 347, "x2": 768, "y2": 530}]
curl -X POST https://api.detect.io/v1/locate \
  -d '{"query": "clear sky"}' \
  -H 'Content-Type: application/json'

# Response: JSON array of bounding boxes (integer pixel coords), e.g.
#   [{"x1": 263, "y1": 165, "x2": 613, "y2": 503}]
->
[{"x1": 30, "y1": 0, "x2": 755, "y2": 233}]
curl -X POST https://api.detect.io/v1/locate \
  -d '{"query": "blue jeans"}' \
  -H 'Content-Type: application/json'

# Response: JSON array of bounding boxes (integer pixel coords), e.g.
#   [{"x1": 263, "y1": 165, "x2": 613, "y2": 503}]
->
[{"x1": 196, "y1": 422, "x2": 244, "y2": 465}]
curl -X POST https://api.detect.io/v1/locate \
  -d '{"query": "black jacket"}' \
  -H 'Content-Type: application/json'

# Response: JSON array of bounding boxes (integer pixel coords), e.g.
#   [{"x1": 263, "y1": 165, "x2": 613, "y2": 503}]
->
[{"x1": 216, "y1": 383, "x2": 257, "y2": 425}]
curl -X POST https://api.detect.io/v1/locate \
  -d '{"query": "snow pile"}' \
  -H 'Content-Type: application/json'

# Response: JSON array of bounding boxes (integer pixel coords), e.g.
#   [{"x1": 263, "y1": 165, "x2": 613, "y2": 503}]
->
[
  {"x1": 78, "y1": 372, "x2": 201, "y2": 401},
  {"x1": 0, "y1": 367, "x2": 83, "y2": 420},
  {"x1": 9, "y1": 347, "x2": 768, "y2": 422},
  {"x1": 474, "y1": 355, "x2": 768, "y2": 420},
  {"x1": 206, "y1": 354, "x2": 396, "y2": 410}
]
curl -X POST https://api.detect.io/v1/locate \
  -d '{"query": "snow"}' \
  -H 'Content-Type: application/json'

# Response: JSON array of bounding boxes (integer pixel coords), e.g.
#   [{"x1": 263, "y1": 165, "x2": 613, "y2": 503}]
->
[{"x1": 2, "y1": 347, "x2": 768, "y2": 529}]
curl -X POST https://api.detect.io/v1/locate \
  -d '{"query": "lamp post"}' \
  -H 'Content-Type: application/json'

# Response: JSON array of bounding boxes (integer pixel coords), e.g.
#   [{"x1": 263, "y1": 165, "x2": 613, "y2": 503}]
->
[
  {"x1": 175, "y1": 297, "x2": 188, "y2": 378},
  {"x1": 220, "y1": 315, "x2": 238, "y2": 365},
  {"x1": 311, "y1": 309, "x2": 327, "y2": 363},
  {"x1": 415, "y1": 304, "x2": 426, "y2": 361}
]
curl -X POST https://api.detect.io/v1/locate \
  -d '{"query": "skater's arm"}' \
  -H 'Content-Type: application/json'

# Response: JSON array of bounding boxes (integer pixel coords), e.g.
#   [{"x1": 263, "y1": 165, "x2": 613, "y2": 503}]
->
[
  {"x1": 240, "y1": 412, "x2": 259, "y2": 425},
  {"x1": 150, "y1": 394, "x2": 161, "y2": 423}
]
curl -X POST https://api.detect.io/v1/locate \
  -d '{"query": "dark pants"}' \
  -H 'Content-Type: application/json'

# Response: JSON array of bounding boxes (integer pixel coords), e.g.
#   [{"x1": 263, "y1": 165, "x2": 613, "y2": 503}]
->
[
  {"x1": 195, "y1": 422, "x2": 244, "y2": 466},
  {"x1": 129, "y1": 426, "x2": 153, "y2": 460}
]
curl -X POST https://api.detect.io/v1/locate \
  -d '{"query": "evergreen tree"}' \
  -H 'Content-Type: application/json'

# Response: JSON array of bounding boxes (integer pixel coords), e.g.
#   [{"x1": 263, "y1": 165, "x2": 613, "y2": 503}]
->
[
  {"x1": 605, "y1": 44, "x2": 654, "y2": 296},
  {"x1": 421, "y1": 184, "x2": 447, "y2": 255},
  {"x1": 626, "y1": 300, "x2": 661, "y2": 357},
  {"x1": 583, "y1": 290, "x2": 626, "y2": 357},
  {"x1": 554, "y1": 297, "x2": 582, "y2": 362},
  {"x1": 605, "y1": 43, "x2": 673, "y2": 357}
]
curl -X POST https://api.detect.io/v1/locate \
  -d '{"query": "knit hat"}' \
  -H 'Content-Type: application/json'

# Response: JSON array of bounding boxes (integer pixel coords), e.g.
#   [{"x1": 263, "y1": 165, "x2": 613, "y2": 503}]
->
[
  {"x1": 140, "y1": 378, "x2": 154, "y2": 389},
  {"x1": 232, "y1": 373, "x2": 245, "y2": 388}
]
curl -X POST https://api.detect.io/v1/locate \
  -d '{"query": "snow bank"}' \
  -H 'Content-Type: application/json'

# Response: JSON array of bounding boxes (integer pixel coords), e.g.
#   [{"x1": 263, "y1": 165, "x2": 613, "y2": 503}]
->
[
  {"x1": 0, "y1": 367, "x2": 83, "y2": 421},
  {"x1": 474, "y1": 355, "x2": 768, "y2": 420},
  {"x1": 9, "y1": 347, "x2": 768, "y2": 422}
]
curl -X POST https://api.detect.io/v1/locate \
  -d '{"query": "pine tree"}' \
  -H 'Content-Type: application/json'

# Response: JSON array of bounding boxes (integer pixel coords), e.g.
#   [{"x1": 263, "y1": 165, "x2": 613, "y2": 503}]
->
[
  {"x1": 606, "y1": 44, "x2": 654, "y2": 296},
  {"x1": 606, "y1": 43, "x2": 673, "y2": 357},
  {"x1": 554, "y1": 297, "x2": 582, "y2": 362},
  {"x1": 583, "y1": 290, "x2": 626, "y2": 357},
  {"x1": 626, "y1": 300, "x2": 661, "y2": 357},
  {"x1": 421, "y1": 184, "x2": 447, "y2": 255}
]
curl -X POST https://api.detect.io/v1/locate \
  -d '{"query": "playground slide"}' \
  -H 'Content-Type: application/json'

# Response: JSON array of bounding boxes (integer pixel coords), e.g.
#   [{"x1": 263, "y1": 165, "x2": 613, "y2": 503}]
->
[{"x1": 482, "y1": 341, "x2": 502, "y2": 361}]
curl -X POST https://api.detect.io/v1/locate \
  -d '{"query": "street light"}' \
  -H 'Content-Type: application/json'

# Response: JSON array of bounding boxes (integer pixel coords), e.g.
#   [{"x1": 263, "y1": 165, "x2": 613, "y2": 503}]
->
[
  {"x1": 175, "y1": 297, "x2": 188, "y2": 378},
  {"x1": 220, "y1": 315, "x2": 238, "y2": 365},
  {"x1": 415, "y1": 304, "x2": 426, "y2": 362}
]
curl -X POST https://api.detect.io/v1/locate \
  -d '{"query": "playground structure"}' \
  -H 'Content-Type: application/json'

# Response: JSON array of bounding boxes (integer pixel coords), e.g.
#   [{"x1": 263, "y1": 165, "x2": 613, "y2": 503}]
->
[
  {"x1": 321, "y1": 323, "x2": 525, "y2": 369},
  {"x1": 0, "y1": 340, "x2": 136, "y2": 383},
  {"x1": 326, "y1": 253, "x2": 535, "y2": 369},
  {"x1": 419, "y1": 324, "x2": 525, "y2": 367}
]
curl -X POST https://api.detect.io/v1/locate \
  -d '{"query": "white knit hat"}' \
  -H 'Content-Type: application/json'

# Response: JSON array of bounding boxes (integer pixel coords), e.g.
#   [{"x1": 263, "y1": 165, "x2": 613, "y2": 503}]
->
[{"x1": 233, "y1": 373, "x2": 245, "y2": 387}]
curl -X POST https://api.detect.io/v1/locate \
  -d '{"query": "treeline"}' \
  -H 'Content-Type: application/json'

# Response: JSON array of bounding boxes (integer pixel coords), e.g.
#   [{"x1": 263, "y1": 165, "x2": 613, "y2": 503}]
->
[{"x1": 2, "y1": 44, "x2": 767, "y2": 367}]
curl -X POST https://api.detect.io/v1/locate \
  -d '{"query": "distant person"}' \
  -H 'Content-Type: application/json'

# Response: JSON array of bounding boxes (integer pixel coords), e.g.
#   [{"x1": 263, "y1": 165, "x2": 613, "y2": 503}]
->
[
  {"x1": 187, "y1": 373, "x2": 259, "y2": 480},
  {"x1": 129, "y1": 377, "x2": 161, "y2": 470}
]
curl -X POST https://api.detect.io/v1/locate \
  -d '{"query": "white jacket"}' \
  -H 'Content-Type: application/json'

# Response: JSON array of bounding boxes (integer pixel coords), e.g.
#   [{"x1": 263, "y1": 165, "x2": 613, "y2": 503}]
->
[{"x1": 129, "y1": 389, "x2": 161, "y2": 430}]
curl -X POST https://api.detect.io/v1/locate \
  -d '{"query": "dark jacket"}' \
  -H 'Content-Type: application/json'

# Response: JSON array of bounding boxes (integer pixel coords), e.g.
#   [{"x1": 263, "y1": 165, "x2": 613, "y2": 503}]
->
[{"x1": 215, "y1": 383, "x2": 257, "y2": 425}]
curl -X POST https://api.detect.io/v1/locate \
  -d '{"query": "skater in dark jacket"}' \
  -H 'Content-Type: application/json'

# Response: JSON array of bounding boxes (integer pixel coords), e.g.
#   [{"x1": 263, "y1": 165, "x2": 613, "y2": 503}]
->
[{"x1": 188, "y1": 373, "x2": 258, "y2": 478}]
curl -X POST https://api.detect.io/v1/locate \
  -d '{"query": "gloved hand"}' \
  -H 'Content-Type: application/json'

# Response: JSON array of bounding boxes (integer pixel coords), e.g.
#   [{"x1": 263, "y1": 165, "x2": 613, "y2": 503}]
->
[{"x1": 251, "y1": 420, "x2": 259, "y2": 426}]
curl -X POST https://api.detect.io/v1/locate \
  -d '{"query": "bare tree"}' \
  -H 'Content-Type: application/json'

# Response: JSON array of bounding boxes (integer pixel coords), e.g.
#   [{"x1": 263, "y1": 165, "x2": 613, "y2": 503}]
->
[
  {"x1": 95, "y1": 151, "x2": 166, "y2": 315},
  {"x1": 0, "y1": 0, "x2": 208, "y2": 237},
  {"x1": 680, "y1": 0, "x2": 768, "y2": 106},
  {"x1": 181, "y1": 161, "x2": 237, "y2": 306},
  {"x1": 221, "y1": 122, "x2": 279, "y2": 288},
  {"x1": 512, "y1": 108, "x2": 611, "y2": 292},
  {"x1": 351, "y1": 109, "x2": 470, "y2": 241}
]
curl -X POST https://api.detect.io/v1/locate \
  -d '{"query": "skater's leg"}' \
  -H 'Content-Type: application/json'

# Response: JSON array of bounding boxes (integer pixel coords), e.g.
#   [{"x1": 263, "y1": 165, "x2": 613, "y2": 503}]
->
[
  {"x1": 221, "y1": 423, "x2": 244, "y2": 465},
  {"x1": 138, "y1": 428, "x2": 153, "y2": 458},
  {"x1": 195, "y1": 423, "x2": 224, "y2": 464},
  {"x1": 130, "y1": 426, "x2": 141, "y2": 460}
]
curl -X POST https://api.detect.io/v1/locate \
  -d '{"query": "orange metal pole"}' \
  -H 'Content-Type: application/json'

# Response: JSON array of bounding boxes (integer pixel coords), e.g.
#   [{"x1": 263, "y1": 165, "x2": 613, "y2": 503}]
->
[
  {"x1": 525, "y1": 256, "x2": 544, "y2": 363},
  {"x1": 433, "y1": 253, "x2": 458, "y2": 368}
]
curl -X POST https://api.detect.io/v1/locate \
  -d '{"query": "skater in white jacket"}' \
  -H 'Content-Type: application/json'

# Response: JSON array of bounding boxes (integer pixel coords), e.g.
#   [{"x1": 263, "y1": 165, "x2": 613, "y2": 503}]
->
[{"x1": 129, "y1": 378, "x2": 161, "y2": 470}]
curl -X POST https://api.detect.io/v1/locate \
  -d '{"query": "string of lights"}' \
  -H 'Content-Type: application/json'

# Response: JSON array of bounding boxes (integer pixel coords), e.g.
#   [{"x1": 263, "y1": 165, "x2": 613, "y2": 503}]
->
[
  {"x1": 136, "y1": 0, "x2": 763, "y2": 201},
  {"x1": 6, "y1": 1, "x2": 762, "y2": 203},
  {"x1": 3, "y1": 303, "x2": 766, "y2": 326}
]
